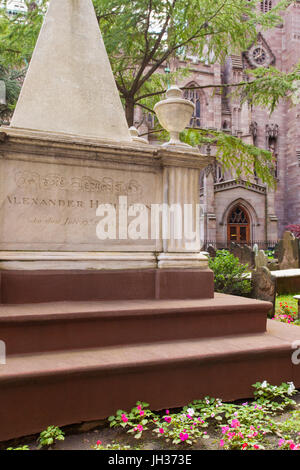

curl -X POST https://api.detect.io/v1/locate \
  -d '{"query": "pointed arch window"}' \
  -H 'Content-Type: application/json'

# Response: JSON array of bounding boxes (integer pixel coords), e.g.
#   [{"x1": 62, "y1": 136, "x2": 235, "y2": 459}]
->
[
  {"x1": 228, "y1": 206, "x2": 249, "y2": 224},
  {"x1": 183, "y1": 86, "x2": 201, "y2": 128}
]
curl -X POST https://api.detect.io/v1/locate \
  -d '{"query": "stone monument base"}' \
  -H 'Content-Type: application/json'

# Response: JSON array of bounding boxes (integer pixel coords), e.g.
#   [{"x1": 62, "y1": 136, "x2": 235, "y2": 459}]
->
[
  {"x1": 0, "y1": 280, "x2": 299, "y2": 442},
  {"x1": 0, "y1": 268, "x2": 214, "y2": 304}
]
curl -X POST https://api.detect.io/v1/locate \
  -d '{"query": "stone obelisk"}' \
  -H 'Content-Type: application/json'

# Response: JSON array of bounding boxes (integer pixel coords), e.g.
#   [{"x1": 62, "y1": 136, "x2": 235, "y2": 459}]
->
[{"x1": 10, "y1": 0, "x2": 132, "y2": 142}]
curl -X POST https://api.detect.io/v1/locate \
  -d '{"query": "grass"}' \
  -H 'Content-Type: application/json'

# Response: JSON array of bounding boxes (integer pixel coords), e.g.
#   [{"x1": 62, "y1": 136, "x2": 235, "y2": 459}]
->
[{"x1": 275, "y1": 294, "x2": 299, "y2": 311}]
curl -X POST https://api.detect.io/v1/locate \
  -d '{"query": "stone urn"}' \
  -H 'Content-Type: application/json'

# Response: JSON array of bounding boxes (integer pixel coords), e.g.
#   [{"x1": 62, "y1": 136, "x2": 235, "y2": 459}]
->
[{"x1": 154, "y1": 85, "x2": 195, "y2": 148}]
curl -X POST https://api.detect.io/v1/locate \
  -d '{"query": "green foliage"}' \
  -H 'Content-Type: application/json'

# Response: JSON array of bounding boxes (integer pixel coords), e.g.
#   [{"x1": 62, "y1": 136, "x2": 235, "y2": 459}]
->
[
  {"x1": 152, "y1": 410, "x2": 209, "y2": 445},
  {"x1": 241, "y1": 64, "x2": 300, "y2": 114},
  {"x1": 6, "y1": 445, "x2": 30, "y2": 450},
  {"x1": 0, "y1": 64, "x2": 23, "y2": 122},
  {"x1": 106, "y1": 382, "x2": 299, "y2": 450},
  {"x1": 108, "y1": 401, "x2": 155, "y2": 439},
  {"x1": 0, "y1": 1, "x2": 47, "y2": 68},
  {"x1": 265, "y1": 249, "x2": 275, "y2": 259},
  {"x1": 38, "y1": 425, "x2": 65, "y2": 447},
  {"x1": 252, "y1": 381, "x2": 297, "y2": 412},
  {"x1": 276, "y1": 410, "x2": 300, "y2": 443},
  {"x1": 182, "y1": 128, "x2": 275, "y2": 187},
  {"x1": 96, "y1": 0, "x2": 290, "y2": 99},
  {"x1": 208, "y1": 250, "x2": 252, "y2": 296},
  {"x1": 93, "y1": 441, "x2": 139, "y2": 450},
  {"x1": 273, "y1": 301, "x2": 300, "y2": 325},
  {"x1": 276, "y1": 294, "x2": 298, "y2": 311}
]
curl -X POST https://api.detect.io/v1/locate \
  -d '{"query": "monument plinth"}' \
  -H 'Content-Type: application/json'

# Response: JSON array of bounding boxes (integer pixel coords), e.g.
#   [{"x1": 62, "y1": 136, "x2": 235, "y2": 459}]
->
[{"x1": 0, "y1": 0, "x2": 298, "y2": 444}]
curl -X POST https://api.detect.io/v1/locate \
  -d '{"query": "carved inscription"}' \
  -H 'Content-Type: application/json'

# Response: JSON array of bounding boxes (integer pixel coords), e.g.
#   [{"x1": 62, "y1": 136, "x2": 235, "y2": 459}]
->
[{"x1": 15, "y1": 171, "x2": 143, "y2": 196}]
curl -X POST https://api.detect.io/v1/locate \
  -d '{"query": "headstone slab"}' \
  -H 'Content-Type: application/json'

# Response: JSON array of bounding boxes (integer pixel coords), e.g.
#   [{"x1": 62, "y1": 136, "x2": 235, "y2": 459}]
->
[
  {"x1": 230, "y1": 242, "x2": 255, "y2": 268},
  {"x1": 255, "y1": 249, "x2": 268, "y2": 269},
  {"x1": 252, "y1": 266, "x2": 276, "y2": 307},
  {"x1": 9, "y1": 0, "x2": 132, "y2": 143},
  {"x1": 278, "y1": 231, "x2": 300, "y2": 270},
  {"x1": 207, "y1": 245, "x2": 216, "y2": 258}
]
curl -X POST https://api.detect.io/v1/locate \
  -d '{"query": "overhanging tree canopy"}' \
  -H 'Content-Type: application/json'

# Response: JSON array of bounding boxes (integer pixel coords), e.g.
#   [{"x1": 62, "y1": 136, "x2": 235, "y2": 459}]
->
[{"x1": 0, "y1": 0, "x2": 299, "y2": 187}]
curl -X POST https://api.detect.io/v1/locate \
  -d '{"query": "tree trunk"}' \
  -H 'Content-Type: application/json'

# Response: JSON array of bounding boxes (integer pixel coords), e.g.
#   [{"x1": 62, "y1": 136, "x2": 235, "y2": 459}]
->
[{"x1": 125, "y1": 98, "x2": 135, "y2": 127}]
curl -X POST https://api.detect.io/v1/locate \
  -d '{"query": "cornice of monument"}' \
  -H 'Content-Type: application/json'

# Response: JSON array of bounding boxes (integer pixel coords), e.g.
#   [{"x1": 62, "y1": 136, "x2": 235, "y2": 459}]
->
[{"x1": 0, "y1": 126, "x2": 211, "y2": 170}]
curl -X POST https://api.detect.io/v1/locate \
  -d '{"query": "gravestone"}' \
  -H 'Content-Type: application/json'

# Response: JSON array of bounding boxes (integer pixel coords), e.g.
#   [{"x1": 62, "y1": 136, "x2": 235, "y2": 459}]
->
[
  {"x1": 230, "y1": 242, "x2": 255, "y2": 268},
  {"x1": 207, "y1": 245, "x2": 216, "y2": 258},
  {"x1": 255, "y1": 249, "x2": 268, "y2": 269},
  {"x1": 274, "y1": 241, "x2": 281, "y2": 260},
  {"x1": 252, "y1": 266, "x2": 276, "y2": 308},
  {"x1": 278, "y1": 231, "x2": 300, "y2": 270}
]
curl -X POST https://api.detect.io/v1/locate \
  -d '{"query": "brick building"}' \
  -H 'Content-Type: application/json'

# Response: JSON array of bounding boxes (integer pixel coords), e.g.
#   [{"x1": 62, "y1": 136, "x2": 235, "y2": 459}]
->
[{"x1": 136, "y1": 1, "x2": 300, "y2": 248}]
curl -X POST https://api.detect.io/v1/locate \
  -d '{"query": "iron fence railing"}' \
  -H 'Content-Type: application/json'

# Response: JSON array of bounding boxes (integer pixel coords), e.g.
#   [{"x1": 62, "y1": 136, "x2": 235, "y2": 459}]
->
[{"x1": 202, "y1": 240, "x2": 279, "y2": 251}]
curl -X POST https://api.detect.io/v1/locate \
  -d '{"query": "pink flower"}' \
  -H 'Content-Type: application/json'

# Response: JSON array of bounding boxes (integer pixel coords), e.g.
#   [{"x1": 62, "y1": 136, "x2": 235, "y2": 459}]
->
[
  {"x1": 159, "y1": 428, "x2": 164, "y2": 434},
  {"x1": 164, "y1": 416, "x2": 172, "y2": 423},
  {"x1": 290, "y1": 443, "x2": 296, "y2": 450},
  {"x1": 220, "y1": 439, "x2": 225, "y2": 447},
  {"x1": 166, "y1": 410, "x2": 170, "y2": 414},
  {"x1": 96, "y1": 440, "x2": 102, "y2": 445},
  {"x1": 278, "y1": 439, "x2": 285, "y2": 447},
  {"x1": 222, "y1": 426, "x2": 229, "y2": 434},
  {"x1": 242, "y1": 443, "x2": 248, "y2": 450},
  {"x1": 140, "y1": 410, "x2": 145, "y2": 416},
  {"x1": 121, "y1": 413, "x2": 128, "y2": 423},
  {"x1": 253, "y1": 445, "x2": 259, "y2": 450},
  {"x1": 180, "y1": 432, "x2": 189, "y2": 441},
  {"x1": 231, "y1": 419, "x2": 240, "y2": 428},
  {"x1": 137, "y1": 424, "x2": 143, "y2": 432},
  {"x1": 137, "y1": 405, "x2": 142, "y2": 411}
]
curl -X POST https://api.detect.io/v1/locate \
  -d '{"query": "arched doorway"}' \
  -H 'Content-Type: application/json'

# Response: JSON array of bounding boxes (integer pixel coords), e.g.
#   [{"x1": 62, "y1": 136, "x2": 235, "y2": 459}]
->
[{"x1": 227, "y1": 205, "x2": 250, "y2": 245}]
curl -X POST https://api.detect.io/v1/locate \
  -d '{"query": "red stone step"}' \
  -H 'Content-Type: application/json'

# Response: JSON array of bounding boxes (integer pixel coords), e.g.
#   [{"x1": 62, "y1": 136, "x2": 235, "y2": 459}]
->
[
  {"x1": 0, "y1": 269, "x2": 214, "y2": 303},
  {"x1": 0, "y1": 321, "x2": 299, "y2": 442},
  {"x1": 0, "y1": 294, "x2": 271, "y2": 355}
]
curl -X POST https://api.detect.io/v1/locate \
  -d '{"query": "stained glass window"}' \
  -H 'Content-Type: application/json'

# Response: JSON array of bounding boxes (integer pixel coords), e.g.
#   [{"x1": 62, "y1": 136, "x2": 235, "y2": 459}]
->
[{"x1": 228, "y1": 206, "x2": 248, "y2": 224}]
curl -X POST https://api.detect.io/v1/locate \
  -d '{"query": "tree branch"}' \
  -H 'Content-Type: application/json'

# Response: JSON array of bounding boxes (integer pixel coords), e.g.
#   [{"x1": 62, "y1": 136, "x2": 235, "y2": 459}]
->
[
  {"x1": 135, "y1": 79, "x2": 253, "y2": 102},
  {"x1": 134, "y1": 0, "x2": 229, "y2": 92},
  {"x1": 136, "y1": 102, "x2": 156, "y2": 114},
  {"x1": 130, "y1": 0, "x2": 177, "y2": 94}
]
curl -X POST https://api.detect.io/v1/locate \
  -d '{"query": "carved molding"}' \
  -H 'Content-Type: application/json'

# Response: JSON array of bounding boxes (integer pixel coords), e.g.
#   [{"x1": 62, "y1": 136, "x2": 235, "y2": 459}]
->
[
  {"x1": 214, "y1": 179, "x2": 266, "y2": 195},
  {"x1": 249, "y1": 121, "x2": 258, "y2": 138},
  {"x1": 266, "y1": 124, "x2": 279, "y2": 139}
]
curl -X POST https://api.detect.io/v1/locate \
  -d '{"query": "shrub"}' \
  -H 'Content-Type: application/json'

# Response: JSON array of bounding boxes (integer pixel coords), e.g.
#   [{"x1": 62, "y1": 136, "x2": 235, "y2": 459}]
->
[
  {"x1": 286, "y1": 225, "x2": 300, "y2": 239},
  {"x1": 208, "y1": 250, "x2": 252, "y2": 296}
]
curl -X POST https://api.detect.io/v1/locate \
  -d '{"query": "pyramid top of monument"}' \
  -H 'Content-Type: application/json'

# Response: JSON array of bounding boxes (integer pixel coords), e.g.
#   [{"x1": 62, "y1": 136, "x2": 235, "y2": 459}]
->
[{"x1": 9, "y1": 0, "x2": 132, "y2": 143}]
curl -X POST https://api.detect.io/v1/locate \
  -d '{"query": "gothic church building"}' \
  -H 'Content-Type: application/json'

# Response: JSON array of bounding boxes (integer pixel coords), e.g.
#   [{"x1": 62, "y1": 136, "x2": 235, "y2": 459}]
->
[{"x1": 137, "y1": 0, "x2": 300, "y2": 248}]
